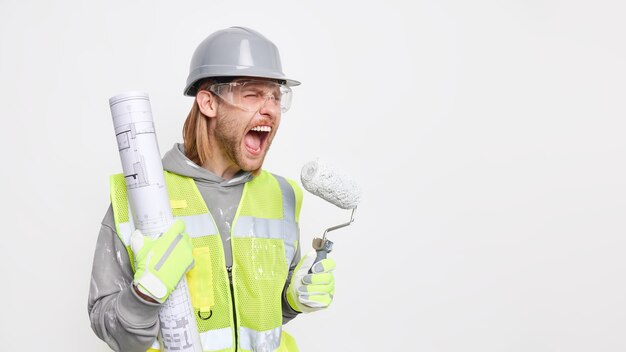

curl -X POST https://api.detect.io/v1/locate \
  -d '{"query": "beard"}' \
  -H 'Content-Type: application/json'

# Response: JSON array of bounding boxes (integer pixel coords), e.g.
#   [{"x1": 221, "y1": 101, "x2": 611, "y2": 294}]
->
[{"x1": 213, "y1": 108, "x2": 273, "y2": 173}]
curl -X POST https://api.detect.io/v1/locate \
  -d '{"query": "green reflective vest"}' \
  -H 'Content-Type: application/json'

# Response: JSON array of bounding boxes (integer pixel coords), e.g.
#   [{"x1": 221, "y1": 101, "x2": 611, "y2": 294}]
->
[{"x1": 110, "y1": 170, "x2": 302, "y2": 352}]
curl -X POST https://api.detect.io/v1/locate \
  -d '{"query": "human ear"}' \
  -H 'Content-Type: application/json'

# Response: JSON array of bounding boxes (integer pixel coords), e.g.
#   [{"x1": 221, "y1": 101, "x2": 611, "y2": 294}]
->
[{"x1": 196, "y1": 90, "x2": 218, "y2": 118}]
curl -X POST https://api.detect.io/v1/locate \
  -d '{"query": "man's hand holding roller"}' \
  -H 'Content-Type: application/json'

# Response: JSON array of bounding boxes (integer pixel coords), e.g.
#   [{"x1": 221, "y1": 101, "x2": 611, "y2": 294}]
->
[
  {"x1": 130, "y1": 219, "x2": 194, "y2": 303},
  {"x1": 286, "y1": 250, "x2": 336, "y2": 313}
]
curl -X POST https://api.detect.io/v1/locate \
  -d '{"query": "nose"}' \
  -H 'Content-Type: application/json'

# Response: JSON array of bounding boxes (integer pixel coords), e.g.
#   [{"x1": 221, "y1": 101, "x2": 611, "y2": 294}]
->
[{"x1": 259, "y1": 94, "x2": 280, "y2": 113}]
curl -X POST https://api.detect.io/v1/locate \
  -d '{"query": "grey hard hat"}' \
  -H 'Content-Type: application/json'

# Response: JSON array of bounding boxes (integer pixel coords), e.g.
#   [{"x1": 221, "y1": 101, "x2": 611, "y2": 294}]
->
[{"x1": 184, "y1": 26, "x2": 301, "y2": 96}]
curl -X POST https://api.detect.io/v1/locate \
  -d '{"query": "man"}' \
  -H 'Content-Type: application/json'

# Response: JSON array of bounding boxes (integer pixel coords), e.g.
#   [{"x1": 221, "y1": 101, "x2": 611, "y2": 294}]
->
[{"x1": 88, "y1": 27, "x2": 336, "y2": 352}]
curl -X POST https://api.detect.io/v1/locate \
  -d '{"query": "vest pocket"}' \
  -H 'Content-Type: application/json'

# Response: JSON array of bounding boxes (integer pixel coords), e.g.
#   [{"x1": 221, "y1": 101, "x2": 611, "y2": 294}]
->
[
  {"x1": 188, "y1": 235, "x2": 234, "y2": 336},
  {"x1": 187, "y1": 246, "x2": 214, "y2": 314}
]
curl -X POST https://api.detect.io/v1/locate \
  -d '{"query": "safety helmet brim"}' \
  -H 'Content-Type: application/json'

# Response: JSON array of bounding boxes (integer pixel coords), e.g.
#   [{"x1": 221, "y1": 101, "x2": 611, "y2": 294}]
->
[{"x1": 184, "y1": 69, "x2": 300, "y2": 96}]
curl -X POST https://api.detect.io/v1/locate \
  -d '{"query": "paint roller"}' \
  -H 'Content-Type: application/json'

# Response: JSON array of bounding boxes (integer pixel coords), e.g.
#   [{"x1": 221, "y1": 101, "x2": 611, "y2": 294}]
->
[{"x1": 300, "y1": 159, "x2": 361, "y2": 271}]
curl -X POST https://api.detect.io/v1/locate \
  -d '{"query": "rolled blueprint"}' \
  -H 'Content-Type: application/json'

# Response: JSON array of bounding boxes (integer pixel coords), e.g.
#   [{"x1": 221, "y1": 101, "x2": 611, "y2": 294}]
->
[{"x1": 109, "y1": 92, "x2": 202, "y2": 352}]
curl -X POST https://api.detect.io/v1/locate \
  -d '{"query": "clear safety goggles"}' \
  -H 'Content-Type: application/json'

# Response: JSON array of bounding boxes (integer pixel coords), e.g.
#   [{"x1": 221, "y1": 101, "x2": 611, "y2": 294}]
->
[{"x1": 208, "y1": 79, "x2": 293, "y2": 113}]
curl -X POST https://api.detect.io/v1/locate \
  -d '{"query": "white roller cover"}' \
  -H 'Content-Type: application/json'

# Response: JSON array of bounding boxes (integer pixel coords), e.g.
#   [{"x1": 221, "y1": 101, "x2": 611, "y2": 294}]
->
[{"x1": 300, "y1": 159, "x2": 361, "y2": 209}]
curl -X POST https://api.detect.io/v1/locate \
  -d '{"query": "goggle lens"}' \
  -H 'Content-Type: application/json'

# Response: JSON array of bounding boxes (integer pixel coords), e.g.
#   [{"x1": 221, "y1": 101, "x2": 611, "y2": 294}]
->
[{"x1": 209, "y1": 80, "x2": 292, "y2": 113}]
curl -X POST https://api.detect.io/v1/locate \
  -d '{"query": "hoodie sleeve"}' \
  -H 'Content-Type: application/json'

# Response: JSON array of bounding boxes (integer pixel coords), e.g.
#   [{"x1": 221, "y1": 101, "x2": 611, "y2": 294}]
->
[{"x1": 88, "y1": 206, "x2": 161, "y2": 352}]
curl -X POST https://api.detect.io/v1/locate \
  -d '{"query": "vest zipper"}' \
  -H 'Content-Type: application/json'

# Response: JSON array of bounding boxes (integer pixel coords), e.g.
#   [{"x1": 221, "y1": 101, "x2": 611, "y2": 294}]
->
[{"x1": 227, "y1": 266, "x2": 238, "y2": 351}]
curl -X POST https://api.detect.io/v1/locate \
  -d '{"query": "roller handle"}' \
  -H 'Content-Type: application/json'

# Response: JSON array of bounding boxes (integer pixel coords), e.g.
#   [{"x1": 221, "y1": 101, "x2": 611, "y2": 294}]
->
[{"x1": 309, "y1": 238, "x2": 333, "y2": 274}]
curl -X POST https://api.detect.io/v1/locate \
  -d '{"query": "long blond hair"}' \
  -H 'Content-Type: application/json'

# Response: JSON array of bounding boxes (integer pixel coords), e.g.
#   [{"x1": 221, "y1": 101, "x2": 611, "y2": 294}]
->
[{"x1": 182, "y1": 80, "x2": 213, "y2": 166}]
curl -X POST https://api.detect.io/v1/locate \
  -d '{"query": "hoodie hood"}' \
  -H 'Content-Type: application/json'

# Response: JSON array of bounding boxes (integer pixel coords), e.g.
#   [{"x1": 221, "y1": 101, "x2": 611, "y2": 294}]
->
[{"x1": 162, "y1": 143, "x2": 253, "y2": 186}]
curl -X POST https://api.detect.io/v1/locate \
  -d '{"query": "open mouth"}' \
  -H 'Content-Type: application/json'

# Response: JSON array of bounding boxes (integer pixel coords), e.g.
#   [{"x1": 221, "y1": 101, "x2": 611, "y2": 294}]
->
[{"x1": 244, "y1": 125, "x2": 272, "y2": 155}]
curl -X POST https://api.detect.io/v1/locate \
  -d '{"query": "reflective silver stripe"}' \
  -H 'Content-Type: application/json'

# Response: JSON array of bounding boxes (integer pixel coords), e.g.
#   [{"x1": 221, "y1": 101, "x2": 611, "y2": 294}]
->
[
  {"x1": 239, "y1": 326, "x2": 281, "y2": 352},
  {"x1": 155, "y1": 234, "x2": 183, "y2": 270},
  {"x1": 177, "y1": 214, "x2": 217, "y2": 237},
  {"x1": 233, "y1": 216, "x2": 285, "y2": 239},
  {"x1": 273, "y1": 174, "x2": 299, "y2": 264},
  {"x1": 272, "y1": 174, "x2": 295, "y2": 225},
  {"x1": 232, "y1": 215, "x2": 298, "y2": 270},
  {"x1": 199, "y1": 327, "x2": 233, "y2": 351},
  {"x1": 117, "y1": 221, "x2": 133, "y2": 246},
  {"x1": 283, "y1": 239, "x2": 296, "y2": 269},
  {"x1": 117, "y1": 202, "x2": 138, "y2": 246},
  {"x1": 116, "y1": 213, "x2": 217, "y2": 246}
]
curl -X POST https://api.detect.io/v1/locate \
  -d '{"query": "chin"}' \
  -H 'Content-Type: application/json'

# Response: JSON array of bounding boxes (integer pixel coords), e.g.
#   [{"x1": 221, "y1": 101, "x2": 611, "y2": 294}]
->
[{"x1": 238, "y1": 156, "x2": 265, "y2": 174}]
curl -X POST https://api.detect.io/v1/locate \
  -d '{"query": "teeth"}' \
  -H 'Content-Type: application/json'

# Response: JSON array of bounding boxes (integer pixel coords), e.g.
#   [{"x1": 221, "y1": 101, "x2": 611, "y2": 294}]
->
[{"x1": 251, "y1": 126, "x2": 272, "y2": 132}]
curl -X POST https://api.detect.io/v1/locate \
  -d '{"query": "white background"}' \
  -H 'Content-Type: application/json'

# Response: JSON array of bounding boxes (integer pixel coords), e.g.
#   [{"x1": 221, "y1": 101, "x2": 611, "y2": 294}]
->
[{"x1": 1, "y1": 0, "x2": 625, "y2": 351}]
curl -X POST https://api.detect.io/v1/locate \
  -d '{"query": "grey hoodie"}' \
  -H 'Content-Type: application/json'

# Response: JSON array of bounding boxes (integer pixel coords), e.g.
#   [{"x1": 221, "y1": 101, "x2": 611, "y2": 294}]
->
[{"x1": 88, "y1": 143, "x2": 300, "y2": 352}]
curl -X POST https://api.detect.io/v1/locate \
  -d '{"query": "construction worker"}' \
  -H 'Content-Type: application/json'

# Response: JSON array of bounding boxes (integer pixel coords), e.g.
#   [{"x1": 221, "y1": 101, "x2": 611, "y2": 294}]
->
[{"x1": 88, "y1": 27, "x2": 336, "y2": 352}]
